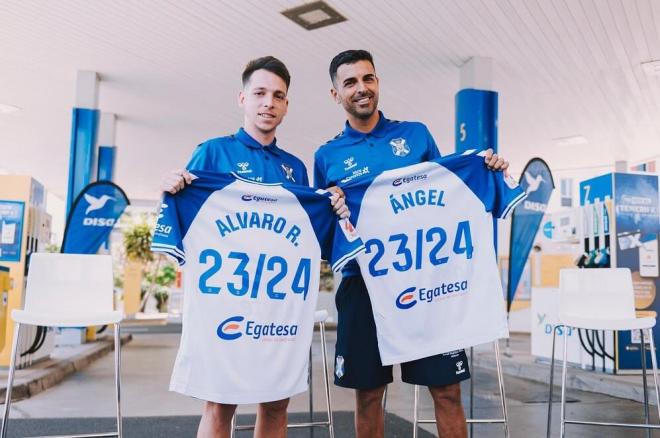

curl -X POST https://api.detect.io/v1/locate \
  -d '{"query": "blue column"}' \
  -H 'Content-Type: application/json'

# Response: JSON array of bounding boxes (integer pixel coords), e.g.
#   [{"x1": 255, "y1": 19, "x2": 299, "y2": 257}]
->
[
  {"x1": 455, "y1": 88, "x2": 498, "y2": 154},
  {"x1": 66, "y1": 108, "x2": 100, "y2": 214},
  {"x1": 97, "y1": 146, "x2": 116, "y2": 181}
]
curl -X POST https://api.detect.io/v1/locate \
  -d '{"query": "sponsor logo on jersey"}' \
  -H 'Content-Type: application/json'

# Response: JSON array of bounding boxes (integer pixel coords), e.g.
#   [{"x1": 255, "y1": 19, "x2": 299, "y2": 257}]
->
[
  {"x1": 339, "y1": 218, "x2": 359, "y2": 242},
  {"x1": 158, "y1": 203, "x2": 167, "y2": 219},
  {"x1": 340, "y1": 166, "x2": 370, "y2": 184},
  {"x1": 237, "y1": 162, "x2": 252, "y2": 174},
  {"x1": 335, "y1": 355, "x2": 345, "y2": 379},
  {"x1": 455, "y1": 360, "x2": 466, "y2": 375},
  {"x1": 241, "y1": 194, "x2": 278, "y2": 203},
  {"x1": 392, "y1": 173, "x2": 428, "y2": 186},
  {"x1": 281, "y1": 163, "x2": 296, "y2": 182},
  {"x1": 216, "y1": 315, "x2": 298, "y2": 341},
  {"x1": 395, "y1": 287, "x2": 418, "y2": 309},
  {"x1": 390, "y1": 138, "x2": 410, "y2": 157},
  {"x1": 217, "y1": 316, "x2": 245, "y2": 340},
  {"x1": 343, "y1": 156, "x2": 357, "y2": 171}
]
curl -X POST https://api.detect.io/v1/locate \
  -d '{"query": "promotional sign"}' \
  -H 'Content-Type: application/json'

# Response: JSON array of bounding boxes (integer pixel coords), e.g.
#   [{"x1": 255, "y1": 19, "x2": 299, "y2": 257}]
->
[
  {"x1": 507, "y1": 158, "x2": 554, "y2": 311},
  {"x1": 0, "y1": 201, "x2": 25, "y2": 262},
  {"x1": 61, "y1": 181, "x2": 129, "y2": 254},
  {"x1": 613, "y1": 173, "x2": 660, "y2": 371}
]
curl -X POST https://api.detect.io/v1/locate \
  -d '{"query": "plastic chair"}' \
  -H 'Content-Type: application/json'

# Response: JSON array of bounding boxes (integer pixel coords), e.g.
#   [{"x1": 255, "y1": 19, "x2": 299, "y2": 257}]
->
[
  {"x1": 411, "y1": 341, "x2": 510, "y2": 438},
  {"x1": 0, "y1": 253, "x2": 124, "y2": 438},
  {"x1": 546, "y1": 268, "x2": 660, "y2": 437},
  {"x1": 232, "y1": 309, "x2": 334, "y2": 437}
]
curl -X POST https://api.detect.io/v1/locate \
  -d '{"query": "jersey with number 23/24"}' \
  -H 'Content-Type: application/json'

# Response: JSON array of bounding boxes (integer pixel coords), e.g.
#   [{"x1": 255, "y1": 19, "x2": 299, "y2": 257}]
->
[
  {"x1": 342, "y1": 150, "x2": 526, "y2": 365},
  {"x1": 151, "y1": 171, "x2": 364, "y2": 404}
]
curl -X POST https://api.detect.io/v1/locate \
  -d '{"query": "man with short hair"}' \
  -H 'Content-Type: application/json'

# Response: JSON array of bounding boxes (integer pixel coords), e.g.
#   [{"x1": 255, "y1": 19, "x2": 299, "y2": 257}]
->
[
  {"x1": 314, "y1": 49, "x2": 508, "y2": 438},
  {"x1": 162, "y1": 56, "x2": 347, "y2": 438}
]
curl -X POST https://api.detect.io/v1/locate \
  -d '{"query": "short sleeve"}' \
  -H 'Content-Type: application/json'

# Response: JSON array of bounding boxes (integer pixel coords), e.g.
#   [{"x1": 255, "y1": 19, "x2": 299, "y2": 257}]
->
[
  {"x1": 327, "y1": 217, "x2": 365, "y2": 272},
  {"x1": 151, "y1": 194, "x2": 186, "y2": 265},
  {"x1": 423, "y1": 125, "x2": 442, "y2": 160},
  {"x1": 492, "y1": 172, "x2": 527, "y2": 219},
  {"x1": 313, "y1": 152, "x2": 328, "y2": 189},
  {"x1": 186, "y1": 142, "x2": 213, "y2": 171}
]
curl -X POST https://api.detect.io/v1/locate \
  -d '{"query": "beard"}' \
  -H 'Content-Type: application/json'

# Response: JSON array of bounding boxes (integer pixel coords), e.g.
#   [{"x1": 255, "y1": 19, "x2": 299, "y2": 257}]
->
[{"x1": 343, "y1": 94, "x2": 378, "y2": 120}]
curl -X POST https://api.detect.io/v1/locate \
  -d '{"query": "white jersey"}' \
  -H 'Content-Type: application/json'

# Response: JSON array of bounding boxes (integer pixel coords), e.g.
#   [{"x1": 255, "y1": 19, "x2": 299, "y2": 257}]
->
[
  {"x1": 342, "y1": 151, "x2": 526, "y2": 365},
  {"x1": 152, "y1": 171, "x2": 364, "y2": 403}
]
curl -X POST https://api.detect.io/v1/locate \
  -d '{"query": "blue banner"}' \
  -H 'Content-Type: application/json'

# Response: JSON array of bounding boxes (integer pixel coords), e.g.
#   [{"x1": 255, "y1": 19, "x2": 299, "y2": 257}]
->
[
  {"x1": 61, "y1": 181, "x2": 129, "y2": 254},
  {"x1": 507, "y1": 158, "x2": 554, "y2": 311}
]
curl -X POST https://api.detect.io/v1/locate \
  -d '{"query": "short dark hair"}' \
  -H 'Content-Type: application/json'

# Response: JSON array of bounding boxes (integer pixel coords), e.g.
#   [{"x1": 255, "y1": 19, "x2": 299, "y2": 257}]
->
[
  {"x1": 329, "y1": 50, "x2": 375, "y2": 84},
  {"x1": 242, "y1": 56, "x2": 291, "y2": 89}
]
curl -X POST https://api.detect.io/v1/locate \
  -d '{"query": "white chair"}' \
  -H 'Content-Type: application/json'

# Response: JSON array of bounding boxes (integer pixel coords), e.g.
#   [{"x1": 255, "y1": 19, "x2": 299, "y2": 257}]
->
[
  {"x1": 0, "y1": 253, "x2": 124, "y2": 438},
  {"x1": 232, "y1": 309, "x2": 335, "y2": 437},
  {"x1": 411, "y1": 342, "x2": 510, "y2": 438},
  {"x1": 546, "y1": 268, "x2": 660, "y2": 437}
]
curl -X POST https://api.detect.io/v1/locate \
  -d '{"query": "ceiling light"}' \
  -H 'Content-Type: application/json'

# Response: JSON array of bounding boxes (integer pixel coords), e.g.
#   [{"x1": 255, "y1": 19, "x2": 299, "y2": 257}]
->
[
  {"x1": 281, "y1": 1, "x2": 347, "y2": 30},
  {"x1": 0, "y1": 103, "x2": 21, "y2": 114},
  {"x1": 641, "y1": 60, "x2": 660, "y2": 76},
  {"x1": 553, "y1": 135, "x2": 588, "y2": 147}
]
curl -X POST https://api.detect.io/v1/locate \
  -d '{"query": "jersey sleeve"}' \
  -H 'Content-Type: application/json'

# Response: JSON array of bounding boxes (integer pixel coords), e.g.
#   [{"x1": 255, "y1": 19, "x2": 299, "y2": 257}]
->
[
  {"x1": 438, "y1": 151, "x2": 526, "y2": 219},
  {"x1": 312, "y1": 151, "x2": 328, "y2": 189},
  {"x1": 492, "y1": 171, "x2": 527, "y2": 219},
  {"x1": 151, "y1": 194, "x2": 186, "y2": 265},
  {"x1": 423, "y1": 124, "x2": 442, "y2": 160},
  {"x1": 186, "y1": 141, "x2": 215, "y2": 171},
  {"x1": 291, "y1": 186, "x2": 365, "y2": 272},
  {"x1": 328, "y1": 217, "x2": 365, "y2": 272}
]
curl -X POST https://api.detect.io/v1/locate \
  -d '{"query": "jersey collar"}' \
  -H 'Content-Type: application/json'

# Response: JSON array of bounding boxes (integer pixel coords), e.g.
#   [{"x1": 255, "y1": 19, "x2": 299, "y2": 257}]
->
[
  {"x1": 342, "y1": 111, "x2": 389, "y2": 142},
  {"x1": 235, "y1": 127, "x2": 282, "y2": 156}
]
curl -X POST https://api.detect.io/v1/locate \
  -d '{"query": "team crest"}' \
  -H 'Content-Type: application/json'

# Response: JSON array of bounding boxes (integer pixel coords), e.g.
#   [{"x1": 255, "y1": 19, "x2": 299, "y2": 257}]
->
[
  {"x1": 281, "y1": 163, "x2": 296, "y2": 182},
  {"x1": 390, "y1": 138, "x2": 410, "y2": 157}
]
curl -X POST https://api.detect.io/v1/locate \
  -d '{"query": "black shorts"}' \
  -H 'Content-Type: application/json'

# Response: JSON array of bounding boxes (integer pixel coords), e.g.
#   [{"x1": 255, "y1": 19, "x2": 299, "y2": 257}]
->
[{"x1": 334, "y1": 275, "x2": 471, "y2": 390}]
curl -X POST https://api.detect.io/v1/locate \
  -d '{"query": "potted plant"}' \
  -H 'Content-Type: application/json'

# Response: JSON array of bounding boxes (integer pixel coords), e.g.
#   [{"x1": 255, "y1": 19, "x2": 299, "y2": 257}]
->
[
  {"x1": 152, "y1": 264, "x2": 176, "y2": 313},
  {"x1": 122, "y1": 222, "x2": 154, "y2": 315}
]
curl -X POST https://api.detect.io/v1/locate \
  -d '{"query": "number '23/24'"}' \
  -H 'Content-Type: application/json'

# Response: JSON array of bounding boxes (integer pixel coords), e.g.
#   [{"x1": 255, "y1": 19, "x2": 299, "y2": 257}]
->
[
  {"x1": 365, "y1": 221, "x2": 473, "y2": 277},
  {"x1": 197, "y1": 250, "x2": 312, "y2": 300}
]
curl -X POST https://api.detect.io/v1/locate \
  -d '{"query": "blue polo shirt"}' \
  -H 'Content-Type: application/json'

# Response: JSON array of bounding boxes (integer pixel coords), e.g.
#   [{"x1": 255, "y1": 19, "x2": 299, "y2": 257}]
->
[
  {"x1": 187, "y1": 128, "x2": 309, "y2": 186},
  {"x1": 314, "y1": 112, "x2": 441, "y2": 276}
]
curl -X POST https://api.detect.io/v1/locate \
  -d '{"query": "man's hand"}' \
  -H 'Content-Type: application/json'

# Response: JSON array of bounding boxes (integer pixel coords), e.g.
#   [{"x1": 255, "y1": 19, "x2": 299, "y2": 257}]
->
[
  {"x1": 161, "y1": 169, "x2": 194, "y2": 194},
  {"x1": 484, "y1": 148, "x2": 509, "y2": 174},
  {"x1": 326, "y1": 186, "x2": 350, "y2": 219}
]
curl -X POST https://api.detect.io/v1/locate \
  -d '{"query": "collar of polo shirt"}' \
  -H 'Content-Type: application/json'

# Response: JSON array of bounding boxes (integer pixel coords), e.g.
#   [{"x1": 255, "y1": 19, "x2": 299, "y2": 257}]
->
[{"x1": 235, "y1": 127, "x2": 282, "y2": 156}]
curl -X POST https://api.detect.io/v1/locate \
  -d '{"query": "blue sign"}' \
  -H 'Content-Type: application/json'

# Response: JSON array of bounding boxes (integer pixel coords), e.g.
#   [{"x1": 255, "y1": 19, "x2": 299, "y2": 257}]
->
[
  {"x1": 0, "y1": 200, "x2": 25, "y2": 262},
  {"x1": 61, "y1": 181, "x2": 129, "y2": 254},
  {"x1": 507, "y1": 158, "x2": 554, "y2": 311}
]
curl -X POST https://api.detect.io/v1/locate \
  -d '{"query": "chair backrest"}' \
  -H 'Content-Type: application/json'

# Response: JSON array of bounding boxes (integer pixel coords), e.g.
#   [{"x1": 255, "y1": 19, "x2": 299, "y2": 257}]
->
[
  {"x1": 558, "y1": 268, "x2": 635, "y2": 321},
  {"x1": 24, "y1": 253, "x2": 114, "y2": 316}
]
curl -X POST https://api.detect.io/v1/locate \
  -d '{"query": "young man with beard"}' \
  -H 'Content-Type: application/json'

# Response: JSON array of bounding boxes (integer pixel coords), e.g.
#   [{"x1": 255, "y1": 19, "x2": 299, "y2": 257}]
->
[
  {"x1": 313, "y1": 50, "x2": 509, "y2": 438},
  {"x1": 161, "y1": 56, "x2": 348, "y2": 438}
]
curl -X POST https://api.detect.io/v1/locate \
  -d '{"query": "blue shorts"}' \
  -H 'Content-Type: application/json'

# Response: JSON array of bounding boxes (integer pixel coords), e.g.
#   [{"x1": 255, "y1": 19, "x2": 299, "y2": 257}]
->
[{"x1": 334, "y1": 275, "x2": 471, "y2": 390}]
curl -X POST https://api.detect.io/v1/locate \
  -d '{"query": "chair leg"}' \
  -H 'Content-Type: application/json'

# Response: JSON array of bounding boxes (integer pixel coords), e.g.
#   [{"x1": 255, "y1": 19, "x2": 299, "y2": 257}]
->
[
  {"x1": 230, "y1": 414, "x2": 236, "y2": 438},
  {"x1": 1, "y1": 322, "x2": 21, "y2": 438},
  {"x1": 646, "y1": 328, "x2": 660, "y2": 423},
  {"x1": 412, "y1": 385, "x2": 419, "y2": 438},
  {"x1": 547, "y1": 325, "x2": 558, "y2": 438},
  {"x1": 319, "y1": 321, "x2": 334, "y2": 438},
  {"x1": 494, "y1": 341, "x2": 510, "y2": 438},
  {"x1": 114, "y1": 323, "x2": 123, "y2": 438},
  {"x1": 308, "y1": 347, "x2": 314, "y2": 437},
  {"x1": 640, "y1": 329, "x2": 651, "y2": 438},
  {"x1": 559, "y1": 326, "x2": 569, "y2": 438}
]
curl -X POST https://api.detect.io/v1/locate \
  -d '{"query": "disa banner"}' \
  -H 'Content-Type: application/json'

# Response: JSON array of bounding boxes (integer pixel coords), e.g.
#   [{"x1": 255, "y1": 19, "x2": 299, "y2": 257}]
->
[
  {"x1": 507, "y1": 158, "x2": 554, "y2": 312},
  {"x1": 61, "y1": 181, "x2": 130, "y2": 254}
]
